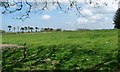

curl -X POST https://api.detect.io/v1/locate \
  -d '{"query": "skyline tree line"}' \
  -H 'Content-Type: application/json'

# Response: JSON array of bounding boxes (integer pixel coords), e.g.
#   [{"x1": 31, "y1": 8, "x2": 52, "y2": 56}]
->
[{"x1": 7, "y1": 25, "x2": 62, "y2": 33}]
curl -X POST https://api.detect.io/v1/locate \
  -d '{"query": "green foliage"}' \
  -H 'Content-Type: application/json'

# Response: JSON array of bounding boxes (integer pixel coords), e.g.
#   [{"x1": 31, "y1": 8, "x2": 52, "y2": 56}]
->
[
  {"x1": 2, "y1": 29, "x2": 119, "y2": 71},
  {"x1": 113, "y1": 8, "x2": 120, "y2": 29}
]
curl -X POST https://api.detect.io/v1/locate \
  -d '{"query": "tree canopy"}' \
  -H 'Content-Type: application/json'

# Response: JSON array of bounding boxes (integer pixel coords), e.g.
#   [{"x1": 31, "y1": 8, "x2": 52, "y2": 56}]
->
[
  {"x1": 0, "y1": 0, "x2": 118, "y2": 20},
  {"x1": 113, "y1": 8, "x2": 120, "y2": 29}
]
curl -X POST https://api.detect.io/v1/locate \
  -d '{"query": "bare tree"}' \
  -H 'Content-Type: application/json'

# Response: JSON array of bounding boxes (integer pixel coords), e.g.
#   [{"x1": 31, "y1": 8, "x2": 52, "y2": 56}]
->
[
  {"x1": 35, "y1": 27, "x2": 39, "y2": 32},
  {"x1": 24, "y1": 26, "x2": 28, "y2": 32},
  {"x1": 0, "y1": 0, "x2": 118, "y2": 21},
  {"x1": 27, "y1": 26, "x2": 30, "y2": 33},
  {"x1": 17, "y1": 26, "x2": 20, "y2": 33},
  {"x1": 8, "y1": 25, "x2": 12, "y2": 32},
  {"x1": 20, "y1": 27, "x2": 24, "y2": 33},
  {"x1": 29, "y1": 27, "x2": 34, "y2": 32},
  {"x1": 13, "y1": 27, "x2": 16, "y2": 32}
]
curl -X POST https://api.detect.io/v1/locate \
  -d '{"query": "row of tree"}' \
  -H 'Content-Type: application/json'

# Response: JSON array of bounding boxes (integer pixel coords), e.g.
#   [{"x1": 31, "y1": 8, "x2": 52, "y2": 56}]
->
[{"x1": 7, "y1": 26, "x2": 62, "y2": 33}]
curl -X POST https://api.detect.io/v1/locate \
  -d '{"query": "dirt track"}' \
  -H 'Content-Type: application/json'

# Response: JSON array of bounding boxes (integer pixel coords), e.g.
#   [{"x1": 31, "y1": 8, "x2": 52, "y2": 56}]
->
[{"x1": 0, "y1": 44, "x2": 24, "y2": 48}]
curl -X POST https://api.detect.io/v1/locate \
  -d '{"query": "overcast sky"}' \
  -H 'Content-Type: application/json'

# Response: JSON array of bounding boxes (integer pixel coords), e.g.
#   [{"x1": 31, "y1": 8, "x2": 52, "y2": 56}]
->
[{"x1": 1, "y1": 0, "x2": 119, "y2": 31}]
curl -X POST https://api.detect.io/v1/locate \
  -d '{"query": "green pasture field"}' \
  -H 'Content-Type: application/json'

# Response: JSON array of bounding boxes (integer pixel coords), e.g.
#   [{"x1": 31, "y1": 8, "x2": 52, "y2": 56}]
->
[{"x1": 1, "y1": 29, "x2": 119, "y2": 71}]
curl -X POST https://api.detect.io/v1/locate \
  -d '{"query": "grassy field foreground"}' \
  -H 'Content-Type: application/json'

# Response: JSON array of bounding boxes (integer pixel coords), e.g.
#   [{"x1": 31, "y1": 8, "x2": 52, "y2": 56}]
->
[{"x1": 1, "y1": 29, "x2": 119, "y2": 71}]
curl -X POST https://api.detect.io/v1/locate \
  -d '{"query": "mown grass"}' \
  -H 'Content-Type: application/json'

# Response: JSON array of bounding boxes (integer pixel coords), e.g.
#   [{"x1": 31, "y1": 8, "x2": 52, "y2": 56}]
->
[{"x1": 2, "y1": 29, "x2": 119, "y2": 72}]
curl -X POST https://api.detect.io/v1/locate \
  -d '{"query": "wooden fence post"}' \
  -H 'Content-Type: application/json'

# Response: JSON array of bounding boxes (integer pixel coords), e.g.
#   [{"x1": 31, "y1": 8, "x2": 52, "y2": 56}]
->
[{"x1": 23, "y1": 42, "x2": 27, "y2": 59}]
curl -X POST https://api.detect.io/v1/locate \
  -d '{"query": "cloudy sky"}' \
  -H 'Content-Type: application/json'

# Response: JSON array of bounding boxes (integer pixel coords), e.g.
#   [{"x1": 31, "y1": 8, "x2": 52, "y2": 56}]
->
[{"x1": 1, "y1": 0, "x2": 119, "y2": 31}]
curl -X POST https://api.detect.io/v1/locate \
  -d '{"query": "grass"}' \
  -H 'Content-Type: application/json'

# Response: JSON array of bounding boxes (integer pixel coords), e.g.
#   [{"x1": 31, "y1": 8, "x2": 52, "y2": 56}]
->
[{"x1": 1, "y1": 29, "x2": 119, "y2": 71}]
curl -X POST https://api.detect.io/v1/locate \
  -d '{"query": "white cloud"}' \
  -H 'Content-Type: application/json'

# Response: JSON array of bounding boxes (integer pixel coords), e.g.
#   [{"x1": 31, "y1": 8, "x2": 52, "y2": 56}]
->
[
  {"x1": 42, "y1": 14, "x2": 51, "y2": 20},
  {"x1": 77, "y1": 17, "x2": 88, "y2": 24},
  {"x1": 49, "y1": 5, "x2": 57, "y2": 11},
  {"x1": 81, "y1": 9, "x2": 93, "y2": 16},
  {"x1": 75, "y1": 0, "x2": 117, "y2": 29},
  {"x1": 90, "y1": 14, "x2": 102, "y2": 21}
]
